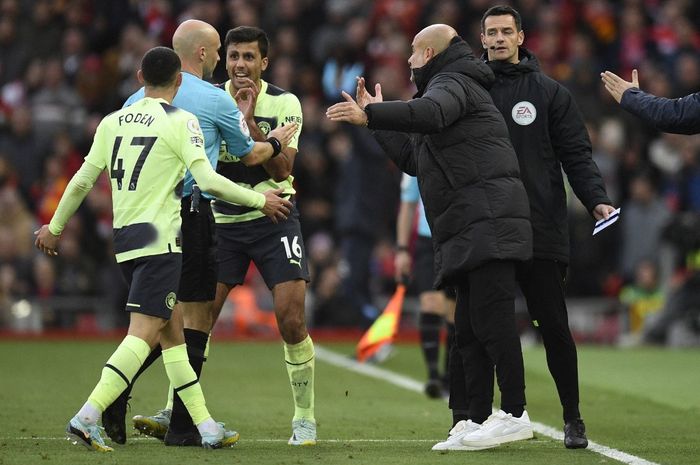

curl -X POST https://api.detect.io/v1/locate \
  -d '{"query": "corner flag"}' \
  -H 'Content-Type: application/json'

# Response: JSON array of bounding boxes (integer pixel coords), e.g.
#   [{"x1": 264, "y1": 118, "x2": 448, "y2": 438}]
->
[{"x1": 356, "y1": 284, "x2": 406, "y2": 362}]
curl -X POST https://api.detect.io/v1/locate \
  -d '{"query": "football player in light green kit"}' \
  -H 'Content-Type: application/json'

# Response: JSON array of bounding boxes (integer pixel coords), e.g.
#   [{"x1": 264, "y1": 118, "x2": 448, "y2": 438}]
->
[
  {"x1": 132, "y1": 26, "x2": 316, "y2": 446},
  {"x1": 215, "y1": 26, "x2": 315, "y2": 446},
  {"x1": 34, "y1": 46, "x2": 294, "y2": 452}
]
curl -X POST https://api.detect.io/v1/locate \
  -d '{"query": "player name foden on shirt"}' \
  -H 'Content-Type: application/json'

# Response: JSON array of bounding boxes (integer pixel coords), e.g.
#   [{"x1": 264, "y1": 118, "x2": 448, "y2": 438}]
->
[{"x1": 118, "y1": 112, "x2": 155, "y2": 127}]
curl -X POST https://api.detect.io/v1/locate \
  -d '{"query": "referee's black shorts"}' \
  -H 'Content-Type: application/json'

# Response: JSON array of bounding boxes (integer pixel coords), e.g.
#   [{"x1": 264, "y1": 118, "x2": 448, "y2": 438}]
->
[
  {"x1": 413, "y1": 235, "x2": 436, "y2": 294},
  {"x1": 178, "y1": 195, "x2": 217, "y2": 302},
  {"x1": 413, "y1": 235, "x2": 456, "y2": 299}
]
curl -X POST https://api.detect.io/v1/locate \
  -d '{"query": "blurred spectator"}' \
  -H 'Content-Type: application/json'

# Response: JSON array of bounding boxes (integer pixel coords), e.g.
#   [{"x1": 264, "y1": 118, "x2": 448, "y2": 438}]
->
[
  {"x1": 618, "y1": 260, "x2": 665, "y2": 338},
  {"x1": 674, "y1": 52, "x2": 700, "y2": 97},
  {"x1": 33, "y1": 155, "x2": 70, "y2": 226},
  {"x1": 674, "y1": 137, "x2": 700, "y2": 212},
  {"x1": 305, "y1": 232, "x2": 342, "y2": 326},
  {"x1": 321, "y1": 41, "x2": 364, "y2": 101},
  {"x1": 61, "y1": 27, "x2": 87, "y2": 85},
  {"x1": 30, "y1": 57, "x2": 86, "y2": 146},
  {"x1": 333, "y1": 127, "x2": 399, "y2": 326},
  {"x1": 0, "y1": 13, "x2": 28, "y2": 87},
  {"x1": 615, "y1": 5, "x2": 652, "y2": 79},
  {"x1": 620, "y1": 173, "x2": 673, "y2": 280},
  {"x1": 0, "y1": 105, "x2": 46, "y2": 205},
  {"x1": 293, "y1": 141, "x2": 336, "y2": 239},
  {"x1": 644, "y1": 213, "x2": 700, "y2": 346},
  {"x1": 0, "y1": 175, "x2": 35, "y2": 257},
  {"x1": 0, "y1": 225, "x2": 32, "y2": 301}
]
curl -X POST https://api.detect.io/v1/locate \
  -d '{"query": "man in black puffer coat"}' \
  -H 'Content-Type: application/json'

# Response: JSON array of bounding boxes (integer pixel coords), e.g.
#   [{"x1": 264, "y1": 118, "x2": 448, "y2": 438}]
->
[
  {"x1": 328, "y1": 24, "x2": 534, "y2": 451},
  {"x1": 480, "y1": 5, "x2": 617, "y2": 449}
]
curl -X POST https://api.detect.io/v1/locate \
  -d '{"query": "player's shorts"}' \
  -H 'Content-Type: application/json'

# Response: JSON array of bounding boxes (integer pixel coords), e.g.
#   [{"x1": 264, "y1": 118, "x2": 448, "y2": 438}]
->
[
  {"x1": 216, "y1": 207, "x2": 310, "y2": 289},
  {"x1": 414, "y1": 235, "x2": 439, "y2": 294},
  {"x1": 119, "y1": 252, "x2": 182, "y2": 320},
  {"x1": 178, "y1": 195, "x2": 217, "y2": 302}
]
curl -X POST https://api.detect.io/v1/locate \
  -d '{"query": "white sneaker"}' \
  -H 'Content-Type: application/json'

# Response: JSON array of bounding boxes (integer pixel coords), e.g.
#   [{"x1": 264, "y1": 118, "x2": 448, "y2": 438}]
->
[
  {"x1": 431, "y1": 420, "x2": 481, "y2": 451},
  {"x1": 459, "y1": 410, "x2": 533, "y2": 450}
]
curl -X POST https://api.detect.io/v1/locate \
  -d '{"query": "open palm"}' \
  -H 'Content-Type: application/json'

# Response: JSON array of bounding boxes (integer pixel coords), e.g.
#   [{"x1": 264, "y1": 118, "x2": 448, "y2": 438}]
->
[{"x1": 356, "y1": 77, "x2": 383, "y2": 109}]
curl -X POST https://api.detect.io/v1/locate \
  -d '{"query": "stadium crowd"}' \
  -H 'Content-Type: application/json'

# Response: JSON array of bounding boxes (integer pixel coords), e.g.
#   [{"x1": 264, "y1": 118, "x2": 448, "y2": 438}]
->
[{"x1": 0, "y1": 0, "x2": 699, "y2": 344}]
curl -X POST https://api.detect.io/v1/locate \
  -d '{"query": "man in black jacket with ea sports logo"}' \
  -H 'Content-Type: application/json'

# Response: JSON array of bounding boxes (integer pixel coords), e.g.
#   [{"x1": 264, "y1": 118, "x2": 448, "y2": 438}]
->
[{"x1": 481, "y1": 5, "x2": 617, "y2": 449}]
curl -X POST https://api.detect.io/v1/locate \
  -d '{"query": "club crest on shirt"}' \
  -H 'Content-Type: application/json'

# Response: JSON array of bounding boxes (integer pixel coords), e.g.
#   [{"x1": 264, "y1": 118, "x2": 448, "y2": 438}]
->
[
  {"x1": 511, "y1": 101, "x2": 537, "y2": 126},
  {"x1": 258, "y1": 121, "x2": 271, "y2": 135}
]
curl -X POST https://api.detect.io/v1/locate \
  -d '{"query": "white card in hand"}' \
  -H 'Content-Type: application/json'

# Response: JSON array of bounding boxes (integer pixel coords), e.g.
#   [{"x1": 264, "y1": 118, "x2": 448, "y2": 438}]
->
[{"x1": 593, "y1": 208, "x2": 621, "y2": 235}]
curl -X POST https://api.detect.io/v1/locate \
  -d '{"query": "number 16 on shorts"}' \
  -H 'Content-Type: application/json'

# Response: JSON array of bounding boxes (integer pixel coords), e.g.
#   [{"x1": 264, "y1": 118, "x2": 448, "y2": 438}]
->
[{"x1": 280, "y1": 236, "x2": 303, "y2": 269}]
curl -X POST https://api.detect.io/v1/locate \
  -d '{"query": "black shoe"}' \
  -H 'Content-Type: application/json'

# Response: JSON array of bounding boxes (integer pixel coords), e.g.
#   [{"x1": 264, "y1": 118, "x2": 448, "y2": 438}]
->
[
  {"x1": 564, "y1": 419, "x2": 588, "y2": 449},
  {"x1": 424, "y1": 379, "x2": 443, "y2": 399},
  {"x1": 164, "y1": 426, "x2": 202, "y2": 447},
  {"x1": 102, "y1": 391, "x2": 131, "y2": 445}
]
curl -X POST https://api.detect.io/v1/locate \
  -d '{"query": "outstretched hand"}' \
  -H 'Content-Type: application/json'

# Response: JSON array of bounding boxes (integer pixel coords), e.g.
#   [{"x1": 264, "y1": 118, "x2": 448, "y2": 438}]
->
[
  {"x1": 355, "y1": 77, "x2": 383, "y2": 109},
  {"x1": 326, "y1": 91, "x2": 368, "y2": 126},
  {"x1": 600, "y1": 69, "x2": 639, "y2": 103}
]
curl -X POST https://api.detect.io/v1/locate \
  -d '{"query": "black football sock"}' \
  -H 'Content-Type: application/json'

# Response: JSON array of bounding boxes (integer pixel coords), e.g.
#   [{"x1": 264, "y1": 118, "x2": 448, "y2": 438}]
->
[
  {"x1": 134, "y1": 345, "x2": 163, "y2": 382},
  {"x1": 419, "y1": 313, "x2": 442, "y2": 380}
]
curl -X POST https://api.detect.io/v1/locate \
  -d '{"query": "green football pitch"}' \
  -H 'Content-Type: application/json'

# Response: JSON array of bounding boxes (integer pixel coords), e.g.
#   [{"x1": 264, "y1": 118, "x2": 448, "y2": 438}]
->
[{"x1": 0, "y1": 339, "x2": 698, "y2": 465}]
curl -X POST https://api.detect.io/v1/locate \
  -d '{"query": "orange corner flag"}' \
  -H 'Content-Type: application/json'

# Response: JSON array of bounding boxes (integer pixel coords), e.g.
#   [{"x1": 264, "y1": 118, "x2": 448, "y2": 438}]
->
[{"x1": 356, "y1": 284, "x2": 406, "y2": 362}]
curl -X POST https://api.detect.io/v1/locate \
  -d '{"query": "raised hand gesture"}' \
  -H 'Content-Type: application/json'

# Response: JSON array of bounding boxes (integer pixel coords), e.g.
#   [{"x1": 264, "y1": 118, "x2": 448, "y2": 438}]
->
[
  {"x1": 234, "y1": 77, "x2": 259, "y2": 121},
  {"x1": 355, "y1": 76, "x2": 383, "y2": 109},
  {"x1": 600, "y1": 69, "x2": 640, "y2": 103}
]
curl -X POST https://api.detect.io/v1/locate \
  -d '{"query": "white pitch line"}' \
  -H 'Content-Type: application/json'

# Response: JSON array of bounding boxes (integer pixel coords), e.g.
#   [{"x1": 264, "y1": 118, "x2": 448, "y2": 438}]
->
[
  {"x1": 8, "y1": 437, "x2": 442, "y2": 443},
  {"x1": 315, "y1": 345, "x2": 662, "y2": 465}
]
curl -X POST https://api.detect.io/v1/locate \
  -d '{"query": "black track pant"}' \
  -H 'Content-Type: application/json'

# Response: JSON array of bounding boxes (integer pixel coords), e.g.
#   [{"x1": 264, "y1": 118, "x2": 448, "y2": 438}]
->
[
  {"x1": 448, "y1": 260, "x2": 526, "y2": 423},
  {"x1": 516, "y1": 259, "x2": 580, "y2": 422}
]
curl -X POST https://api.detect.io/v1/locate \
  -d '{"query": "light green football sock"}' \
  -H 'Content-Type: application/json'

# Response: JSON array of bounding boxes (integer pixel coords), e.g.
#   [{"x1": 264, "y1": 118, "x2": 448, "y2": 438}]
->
[
  {"x1": 162, "y1": 344, "x2": 211, "y2": 425},
  {"x1": 164, "y1": 333, "x2": 210, "y2": 411},
  {"x1": 284, "y1": 335, "x2": 315, "y2": 422},
  {"x1": 87, "y1": 335, "x2": 150, "y2": 412}
]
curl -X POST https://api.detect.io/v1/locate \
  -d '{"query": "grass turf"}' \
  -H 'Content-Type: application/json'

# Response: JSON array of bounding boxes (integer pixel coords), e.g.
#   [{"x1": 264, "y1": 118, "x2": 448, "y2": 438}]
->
[{"x1": 0, "y1": 340, "x2": 697, "y2": 465}]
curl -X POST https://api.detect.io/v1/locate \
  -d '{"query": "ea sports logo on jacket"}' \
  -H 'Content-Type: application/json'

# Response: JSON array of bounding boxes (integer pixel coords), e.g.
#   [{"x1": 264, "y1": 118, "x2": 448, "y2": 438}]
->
[{"x1": 511, "y1": 101, "x2": 537, "y2": 126}]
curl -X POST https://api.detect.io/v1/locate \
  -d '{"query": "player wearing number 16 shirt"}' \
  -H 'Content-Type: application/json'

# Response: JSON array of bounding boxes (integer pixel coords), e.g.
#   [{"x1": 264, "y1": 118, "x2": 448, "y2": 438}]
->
[{"x1": 212, "y1": 27, "x2": 316, "y2": 445}]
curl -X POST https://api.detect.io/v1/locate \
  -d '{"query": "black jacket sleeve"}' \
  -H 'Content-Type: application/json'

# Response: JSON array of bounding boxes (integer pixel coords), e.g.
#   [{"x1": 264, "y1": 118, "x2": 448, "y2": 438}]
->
[
  {"x1": 365, "y1": 74, "x2": 470, "y2": 135},
  {"x1": 549, "y1": 82, "x2": 612, "y2": 212},
  {"x1": 371, "y1": 130, "x2": 417, "y2": 175},
  {"x1": 620, "y1": 89, "x2": 700, "y2": 135}
]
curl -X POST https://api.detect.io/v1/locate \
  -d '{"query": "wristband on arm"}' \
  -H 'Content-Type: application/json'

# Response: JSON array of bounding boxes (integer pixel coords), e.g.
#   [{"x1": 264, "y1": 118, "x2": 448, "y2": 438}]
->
[{"x1": 267, "y1": 137, "x2": 282, "y2": 158}]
